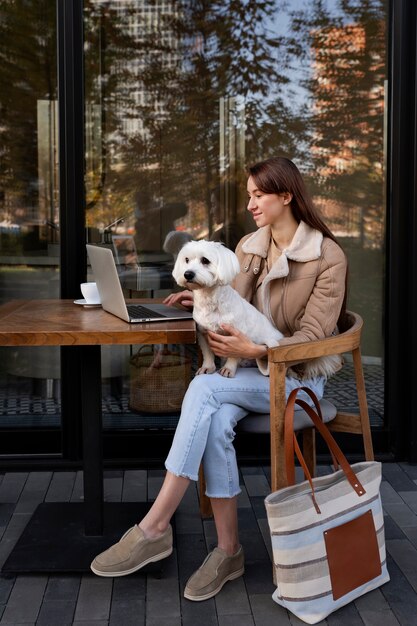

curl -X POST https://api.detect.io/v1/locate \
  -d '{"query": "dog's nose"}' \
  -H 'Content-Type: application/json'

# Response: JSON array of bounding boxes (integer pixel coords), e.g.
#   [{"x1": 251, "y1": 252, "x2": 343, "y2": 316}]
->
[{"x1": 184, "y1": 270, "x2": 195, "y2": 281}]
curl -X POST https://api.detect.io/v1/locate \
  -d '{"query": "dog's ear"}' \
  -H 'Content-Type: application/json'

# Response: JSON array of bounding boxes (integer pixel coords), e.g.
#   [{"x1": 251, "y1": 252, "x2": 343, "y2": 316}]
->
[
  {"x1": 215, "y1": 244, "x2": 241, "y2": 285},
  {"x1": 172, "y1": 245, "x2": 188, "y2": 285}
]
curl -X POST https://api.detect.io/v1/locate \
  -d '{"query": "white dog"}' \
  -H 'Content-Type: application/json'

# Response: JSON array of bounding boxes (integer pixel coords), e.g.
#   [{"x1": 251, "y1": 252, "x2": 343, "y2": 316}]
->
[{"x1": 172, "y1": 239, "x2": 284, "y2": 378}]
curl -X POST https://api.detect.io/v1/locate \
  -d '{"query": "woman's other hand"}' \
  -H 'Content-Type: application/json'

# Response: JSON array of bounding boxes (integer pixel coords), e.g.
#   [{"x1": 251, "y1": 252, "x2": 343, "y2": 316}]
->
[
  {"x1": 163, "y1": 290, "x2": 194, "y2": 310},
  {"x1": 207, "y1": 324, "x2": 268, "y2": 360}
]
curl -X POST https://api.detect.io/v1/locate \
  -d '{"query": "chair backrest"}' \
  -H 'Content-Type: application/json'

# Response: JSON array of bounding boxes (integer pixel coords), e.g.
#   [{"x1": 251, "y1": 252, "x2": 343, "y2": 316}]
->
[{"x1": 266, "y1": 310, "x2": 373, "y2": 492}]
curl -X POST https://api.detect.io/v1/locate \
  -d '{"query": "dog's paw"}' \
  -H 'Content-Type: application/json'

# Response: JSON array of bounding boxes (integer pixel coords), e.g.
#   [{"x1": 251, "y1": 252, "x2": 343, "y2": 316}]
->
[
  {"x1": 218, "y1": 366, "x2": 236, "y2": 378},
  {"x1": 196, "y1": 364, "x2": 216, "y2": 375}
]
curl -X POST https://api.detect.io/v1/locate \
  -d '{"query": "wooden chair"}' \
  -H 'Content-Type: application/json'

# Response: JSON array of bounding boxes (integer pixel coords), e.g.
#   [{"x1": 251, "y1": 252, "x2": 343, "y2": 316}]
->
[{"x1": 199, "y1": 310, "x2": 374, "y2": 518}]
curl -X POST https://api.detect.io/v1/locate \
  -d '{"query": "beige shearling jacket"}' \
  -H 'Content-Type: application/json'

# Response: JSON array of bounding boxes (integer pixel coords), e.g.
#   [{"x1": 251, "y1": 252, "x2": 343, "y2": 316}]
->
[{"x1": 233, "y1": 221, "x2": 347, "y2": 379}]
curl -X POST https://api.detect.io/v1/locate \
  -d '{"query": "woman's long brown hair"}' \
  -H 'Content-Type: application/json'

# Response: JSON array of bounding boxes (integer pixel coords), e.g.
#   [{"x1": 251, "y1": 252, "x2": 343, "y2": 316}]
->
[{"x1": 248, "y1": 156, "x2": 348, "y2": 330}]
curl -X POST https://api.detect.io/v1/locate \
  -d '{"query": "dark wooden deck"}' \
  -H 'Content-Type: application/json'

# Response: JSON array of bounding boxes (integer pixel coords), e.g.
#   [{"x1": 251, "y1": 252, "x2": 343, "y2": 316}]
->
[{"x1": 0, "y1": 463, "x2": 416, "y2": 625}]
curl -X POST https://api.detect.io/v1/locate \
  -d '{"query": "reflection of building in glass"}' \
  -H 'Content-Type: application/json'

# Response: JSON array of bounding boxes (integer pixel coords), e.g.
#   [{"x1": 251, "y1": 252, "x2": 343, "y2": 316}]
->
[
  {"x1": 114, "y1": 0, "x2": 182, "y2": 137},
  {"x1": 311, "y1": 22, "x2": 385, "y2": 248}
]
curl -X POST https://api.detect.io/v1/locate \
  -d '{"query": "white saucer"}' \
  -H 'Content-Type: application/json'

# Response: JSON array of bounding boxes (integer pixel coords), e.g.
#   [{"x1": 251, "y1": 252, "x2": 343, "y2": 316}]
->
[{"x1": 74, "y1": 299, "x2": 101, "y2": 307}]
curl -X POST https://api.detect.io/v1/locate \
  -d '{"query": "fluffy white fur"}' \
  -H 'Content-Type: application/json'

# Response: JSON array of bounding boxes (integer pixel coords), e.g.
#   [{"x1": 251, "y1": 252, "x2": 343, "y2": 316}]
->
[{"x1": 172, "y1": 240, "x2": 283, "y2": 378}]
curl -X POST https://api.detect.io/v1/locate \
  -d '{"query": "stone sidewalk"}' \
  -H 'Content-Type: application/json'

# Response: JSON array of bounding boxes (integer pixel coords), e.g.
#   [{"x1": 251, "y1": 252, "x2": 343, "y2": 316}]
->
[{"x1": 0, "y1": 462, "x2": 416, "y2": 625}]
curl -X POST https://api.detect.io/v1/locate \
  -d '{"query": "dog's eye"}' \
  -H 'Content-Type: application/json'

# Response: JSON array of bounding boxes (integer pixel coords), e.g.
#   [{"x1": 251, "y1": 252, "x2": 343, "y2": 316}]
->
[
  {"x1": 185, "y1": 257, "x2": 189, "y2": 263},
  {"x1": 201, "y1": 257, "x2": 210, "y2": 265}
]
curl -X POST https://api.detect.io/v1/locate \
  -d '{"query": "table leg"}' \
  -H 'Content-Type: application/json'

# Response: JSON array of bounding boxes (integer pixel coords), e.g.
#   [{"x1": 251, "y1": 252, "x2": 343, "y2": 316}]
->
[
  {"x1": 1, "y1": 344, "x2": 154, "y2": 573},
  {"x1": 80, "y1": 345, "x2": 104, "y2": 535}
]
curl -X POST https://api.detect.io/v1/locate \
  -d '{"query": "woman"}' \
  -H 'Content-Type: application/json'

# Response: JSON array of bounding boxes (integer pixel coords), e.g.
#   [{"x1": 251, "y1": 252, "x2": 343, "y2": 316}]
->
[{"x1": 90, "y1": 156, "x2": 347, "y2": 602}]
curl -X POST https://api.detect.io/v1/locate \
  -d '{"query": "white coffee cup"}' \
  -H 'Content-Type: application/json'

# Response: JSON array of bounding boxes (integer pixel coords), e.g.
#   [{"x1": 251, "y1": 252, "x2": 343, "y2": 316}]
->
[{"x1": 80, "y1": 282, "x2": 101, "y2": 304}]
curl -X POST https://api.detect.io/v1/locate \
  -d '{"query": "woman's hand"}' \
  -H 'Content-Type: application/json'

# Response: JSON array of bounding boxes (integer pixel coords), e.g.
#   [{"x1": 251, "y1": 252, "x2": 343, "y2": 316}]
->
[
  {"x1": 207, "y1": 324, "x2": 268, "y2": 360},
  {"x1": 163, "y1": 290, "x2": 194, "y2": 310}
]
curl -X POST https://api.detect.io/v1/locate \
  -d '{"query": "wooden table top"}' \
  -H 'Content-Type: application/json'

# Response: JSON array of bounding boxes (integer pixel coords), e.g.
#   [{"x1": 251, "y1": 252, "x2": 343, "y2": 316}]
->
[{"x1": 0, "y1": 300, "x2": 196, "y2": 346}]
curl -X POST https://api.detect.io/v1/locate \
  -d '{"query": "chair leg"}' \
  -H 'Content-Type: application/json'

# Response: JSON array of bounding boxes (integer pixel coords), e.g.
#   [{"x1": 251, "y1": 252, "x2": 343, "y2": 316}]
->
[
  {"x1": 199, "y1": 465, "x2": 213, "y2": 518},
  {"x1": 269, "y1": 362, "x2": 288, "y2": 491},
  {"x1": 302, "y1": 428, "x2": 316, "y2": 478},
  {"x1": 352, "y1": 347, "x2": 374, "y2": 461}
]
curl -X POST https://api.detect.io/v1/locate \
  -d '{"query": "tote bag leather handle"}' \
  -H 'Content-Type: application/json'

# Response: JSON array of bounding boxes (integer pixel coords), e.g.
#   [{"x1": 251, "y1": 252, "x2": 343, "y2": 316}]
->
[{"x1": 284, "y1": 387, "x2": 366, "y2": 499}]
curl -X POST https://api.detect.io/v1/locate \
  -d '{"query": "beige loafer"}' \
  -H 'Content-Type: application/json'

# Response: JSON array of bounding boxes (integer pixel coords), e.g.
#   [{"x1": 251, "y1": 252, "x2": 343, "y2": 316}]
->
[
  {"x1": 91, "y1": 524, "x2": 173, "y2": 577},
  {"x1": 184, "y1": 545, "x2": 244, "y2": 601}
]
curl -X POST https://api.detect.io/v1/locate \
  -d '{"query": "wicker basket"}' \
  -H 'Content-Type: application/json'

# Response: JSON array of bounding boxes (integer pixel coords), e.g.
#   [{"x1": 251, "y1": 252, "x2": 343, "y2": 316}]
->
[{"x1": 129, "y1": 346, "x2": 192, "y2": 414}]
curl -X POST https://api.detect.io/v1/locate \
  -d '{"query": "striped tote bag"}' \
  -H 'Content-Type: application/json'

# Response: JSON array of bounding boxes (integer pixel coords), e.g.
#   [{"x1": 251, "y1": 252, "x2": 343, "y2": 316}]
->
[{"x1": 264, "y1": 387, "x2": 389, "y2": 625}]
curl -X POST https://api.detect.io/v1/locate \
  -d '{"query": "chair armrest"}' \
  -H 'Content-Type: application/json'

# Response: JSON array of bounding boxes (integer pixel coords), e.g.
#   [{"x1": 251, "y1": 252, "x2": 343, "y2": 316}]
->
[{"x1": 268, "y1": 312, "x2": 362, "y2": 364}]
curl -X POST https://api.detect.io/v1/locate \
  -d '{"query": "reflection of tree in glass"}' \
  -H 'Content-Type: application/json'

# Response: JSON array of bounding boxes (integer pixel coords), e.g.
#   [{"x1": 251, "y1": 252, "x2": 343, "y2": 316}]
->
[
  {"x1": 283, "y1": 0, "x2": 387, "y2": 249},
  {"x1": 85, "y1": 1, "x2": 306, "y2": 249},
  {"x1": 0, "y1": 0, "x2": 56, "y2": 227}
]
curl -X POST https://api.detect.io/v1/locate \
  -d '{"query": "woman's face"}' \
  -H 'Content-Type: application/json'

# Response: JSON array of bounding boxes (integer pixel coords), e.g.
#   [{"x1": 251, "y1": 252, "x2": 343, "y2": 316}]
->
[{"x1": 246, "y1": 176, "x2": 292, "y2": 228}]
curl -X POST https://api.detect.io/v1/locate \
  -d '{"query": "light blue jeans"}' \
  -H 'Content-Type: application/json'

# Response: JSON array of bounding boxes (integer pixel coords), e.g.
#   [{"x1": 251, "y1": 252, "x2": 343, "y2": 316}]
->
[{"x1": 165, "y1": 368, "x2": 325, "y2": 498}]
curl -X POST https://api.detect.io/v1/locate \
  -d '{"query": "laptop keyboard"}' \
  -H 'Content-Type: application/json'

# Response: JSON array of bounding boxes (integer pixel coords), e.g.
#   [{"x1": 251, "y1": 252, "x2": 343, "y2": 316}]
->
[{"x1": 126, "y1": 304, "x2": 166, "y2": 319}]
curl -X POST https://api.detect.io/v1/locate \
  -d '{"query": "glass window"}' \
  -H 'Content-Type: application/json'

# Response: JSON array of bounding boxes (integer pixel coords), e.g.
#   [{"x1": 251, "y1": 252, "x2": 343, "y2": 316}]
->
[
  {"x1": 84, "y1": 0, "x2": 387, "y2": 432},
  {"x1": 0, "y1": 0, "x2": 60, "y2": 451}
]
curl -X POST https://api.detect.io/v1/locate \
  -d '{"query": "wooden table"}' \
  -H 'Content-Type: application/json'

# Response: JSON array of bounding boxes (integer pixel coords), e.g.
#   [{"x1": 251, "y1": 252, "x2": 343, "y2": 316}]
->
[{"x1": 0, "y1": 299, "x2": 196, "y2": 572}]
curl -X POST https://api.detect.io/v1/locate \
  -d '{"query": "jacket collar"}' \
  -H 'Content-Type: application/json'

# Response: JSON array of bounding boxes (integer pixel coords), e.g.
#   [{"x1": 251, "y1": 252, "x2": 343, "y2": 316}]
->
[{"x1": 241, "y1": 221, "x2": 323, "y2": 280}]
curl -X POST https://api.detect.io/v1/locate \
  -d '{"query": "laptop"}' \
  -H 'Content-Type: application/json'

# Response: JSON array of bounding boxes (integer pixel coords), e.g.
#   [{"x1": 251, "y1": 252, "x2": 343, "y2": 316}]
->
[{"x1": 86, "y1": 244, "x2": 194, "y2": 323}]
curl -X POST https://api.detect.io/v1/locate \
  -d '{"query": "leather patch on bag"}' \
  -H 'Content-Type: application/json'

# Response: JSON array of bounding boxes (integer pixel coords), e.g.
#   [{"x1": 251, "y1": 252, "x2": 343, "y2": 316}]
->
[{"x1": 324, "y1": 509, "x2": 381, "y2": 600}]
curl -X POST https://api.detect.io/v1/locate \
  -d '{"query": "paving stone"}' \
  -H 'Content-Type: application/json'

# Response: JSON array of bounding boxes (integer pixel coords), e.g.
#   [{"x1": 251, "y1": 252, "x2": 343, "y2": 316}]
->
[
  {"x1": 13, "y1": 472, "x2": 52, "y2": 515},
  {"x1": 398, "y1": 490, "x2": 417, "y2": 514},
  {"x1": 386, "y1": 538, "x2": 417, "y2": 592},
  {"x1": 402, "y1": 525, "x2": 417, "y2": 548},
  {"x1": 218, "y1": 615, "x2": 255, "y2": 626},
  {"x1": 0, "y1": 507, "x2": 14, "y2": 529},
  {"x1": 146, "y1": 617, "x2": 181, "y2": 626},
  {"x1": 381, "y1": 480, "x2": 404, "y2": 504},
  {"x1": 72, "y1": 621, "x2": 109, "y2": 625},
  {"x1": 241, "y1": 467, "x2": 264, "y2": 476},
  {"x1": 239, "y1": 527, "x2": 271, "y2": 563},
  {"x1": 104, "y1": 470, "x2": 123, "y2": 478},
  {"x1": 257, "y1": 518, "x2": 273, "y2": 561},
  {"x1": 45, "y1": 472, "x2": 76, "y2": 502},
  {"x1": 215, "y1": 576, "x2": 250, "y2": 615},
  {"x1": 73, "y1": 576, "x2": 113, "y2": 622},
  {"x1": 146, "y1": 548, "x2": 180, "y2": 621},
  {"x1": 0, "y1": 474, "x2": 28, "y2": 504},
  {"x1": 237, "y1": 485, "x2": 251, "y2": 509},
  {"x1": 355, "y1": 586, "x2": 395, "y2": 613},
  {"x1": 109, "y1": 576, "x2": 145, "y2": 626},
  {"x1": 122, "y1": 470, "x2": 147, "y2": 502},
  {"x1": 383, "y1": 513, "x2": 406, "y2": 540},
  {"x1": 0, "y1": 514, "x2": 32, "y2": 568},
  {"x1": 249, "y1": 496, "x2": 268, "y2": 520},
  {"x1": 70, "y1": 471, "x2": 84, "y2": 502},
  {"x1": 203, "y1": 518, "x2": 217, "y2": 552},
  {"x1": 327, "y1": 601, "x2": 363, "y2": 625},
  {"x1": 0, "y1": 577, "x2": 14, "y2": 605},
  {"x1": 147, "y1": 475, "x2": 164, "y2": 501},
  {"x1": 382, "y1": 464, "x2": 417, "y2": 492},
  {"x1": 316, "y1": 464, "x2": 333, "y2": 477},
  {"x1": 176, "y1": 533, "x2": 209, "y2": 588},
  {"x1": 249, "y1": 593, "x2": 291, "y2": 625},
  {"x1": 180, "y1": 594, "x2": 218, "y2": 626},
  {"x1": 0, "y1": 575, "x2": 47, "y2": 623},
  {"x1": 383, "y1": 503, "x2": 417, "y2": 528},
  {"x1": 380, "y1": 554, "x2": 417, "y2": 624},
  {"x1": 242, "y1": 474, "x2": 271, "y2": 497},
  {"x1": 103, "y1": 476, "x2": 123, "y2": 502},
  {"x1": 175, "y1": 484, "x2": 203, "y2": 535},
  {"x1": 43, "y1": 575, "x2": 80, "y2": 601},
  {"x1": 0, "y1": 622, "x2": 36, "y2": 625},
  {"x1": 243, "y1": 559, "x2": 275, "y2": 596},
  {"x1": 36, "y1": 599, "x2": 76, "y2": 625},
  {"x1": 399, "y1": 463, "x2": 417, "y2": 480},
  {"x1": 238, "y1": 507, "x2": 263, "y2": 533}
]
